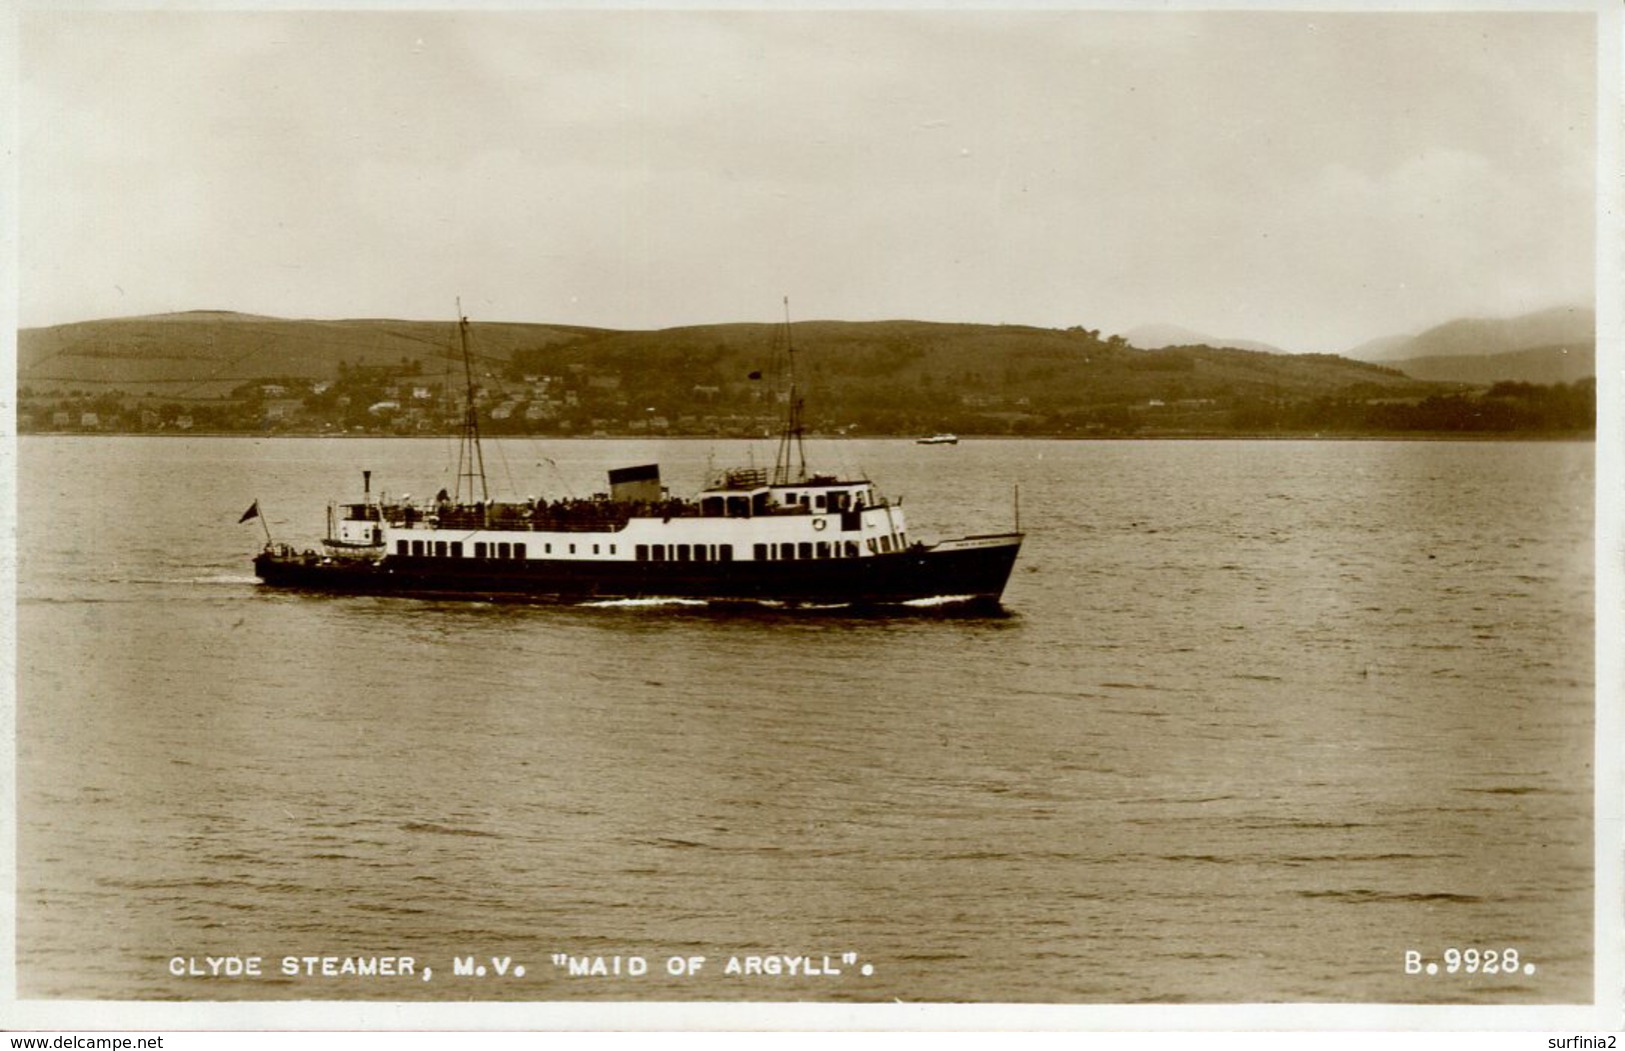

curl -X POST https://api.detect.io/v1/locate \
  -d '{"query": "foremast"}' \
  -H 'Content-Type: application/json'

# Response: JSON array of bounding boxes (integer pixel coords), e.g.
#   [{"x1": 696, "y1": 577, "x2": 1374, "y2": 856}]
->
[{"x1": 453, "y1": 302, "x2": 489, "y2": 504}]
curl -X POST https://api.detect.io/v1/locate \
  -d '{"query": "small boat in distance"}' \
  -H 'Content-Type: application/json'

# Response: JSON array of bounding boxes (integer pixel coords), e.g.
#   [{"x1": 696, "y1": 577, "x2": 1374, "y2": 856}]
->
[
  {"x1": 916, "y1": 433, "x2": 959, "y2": 445},
  {"x1": 251, "y1": 304, "x2": 1022, "y2": 610}
]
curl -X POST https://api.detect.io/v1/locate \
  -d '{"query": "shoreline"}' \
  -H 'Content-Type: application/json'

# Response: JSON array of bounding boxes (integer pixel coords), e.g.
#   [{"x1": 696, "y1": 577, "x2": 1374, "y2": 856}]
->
[{"x1": 13, "y1": 430, "x2": 1597, "y2": 443}]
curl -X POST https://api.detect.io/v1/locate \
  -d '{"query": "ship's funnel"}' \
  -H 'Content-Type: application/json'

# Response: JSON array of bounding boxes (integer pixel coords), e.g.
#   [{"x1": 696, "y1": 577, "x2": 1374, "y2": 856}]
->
[{"x1": 608, "y1": 463, "x2": 661, "y2": 503}]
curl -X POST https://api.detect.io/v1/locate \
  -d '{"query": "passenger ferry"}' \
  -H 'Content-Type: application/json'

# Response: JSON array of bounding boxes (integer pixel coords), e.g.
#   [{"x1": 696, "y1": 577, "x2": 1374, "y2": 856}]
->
[{"x1": 251, "y1": 308, "x2": 1023, "y2": 609}]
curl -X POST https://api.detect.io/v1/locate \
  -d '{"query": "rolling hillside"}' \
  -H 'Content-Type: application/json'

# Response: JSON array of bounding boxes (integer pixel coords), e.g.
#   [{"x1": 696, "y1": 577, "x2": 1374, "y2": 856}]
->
[
  {"x1": 19, "y1": 311, "x2": 606, "y2": 397},
  {"x1": 1385, "y1": 344, "x2": 1595, "y2": 386},
  {"x1": 20, "y1": 311, "x2": 1420, "y2": 397},
  {"x1": 18, "y1": 310, "x2": 1589, "y2": 437}
]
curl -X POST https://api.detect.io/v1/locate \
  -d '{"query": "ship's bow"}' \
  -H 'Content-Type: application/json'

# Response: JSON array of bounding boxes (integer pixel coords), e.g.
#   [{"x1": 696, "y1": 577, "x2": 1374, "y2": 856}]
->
[{"x1": 915, "y1": 532, "x2": 1024, "y2": 605}]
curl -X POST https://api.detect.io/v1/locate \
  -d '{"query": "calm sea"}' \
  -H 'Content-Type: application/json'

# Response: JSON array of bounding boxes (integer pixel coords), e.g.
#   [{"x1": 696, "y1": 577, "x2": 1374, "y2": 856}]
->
[{"x1": 14, "y1": 436, "x2": 1594, "y2": 1005}]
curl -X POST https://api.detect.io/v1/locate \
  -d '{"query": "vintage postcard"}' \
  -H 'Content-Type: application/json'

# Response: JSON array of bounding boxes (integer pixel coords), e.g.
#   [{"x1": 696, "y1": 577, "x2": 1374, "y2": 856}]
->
[{"x1": 4, "y1": 1, "x2": 1620, "y2": 1038}]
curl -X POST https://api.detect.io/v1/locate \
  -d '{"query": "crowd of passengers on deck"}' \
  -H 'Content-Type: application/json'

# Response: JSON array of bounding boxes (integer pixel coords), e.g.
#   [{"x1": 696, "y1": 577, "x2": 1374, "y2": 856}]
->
[
  {"x1": 387, "y1": 493, "x2": 699, "y2": 531},
  {"x1": 369, "y1": 484, "x2": 861, "y2": 532}
]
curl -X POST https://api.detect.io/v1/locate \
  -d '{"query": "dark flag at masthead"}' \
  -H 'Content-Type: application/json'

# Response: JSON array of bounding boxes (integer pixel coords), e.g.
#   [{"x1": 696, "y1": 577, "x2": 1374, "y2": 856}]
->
[{"x1": 238, "y1": 501, "x2": 260, "y2": 524}]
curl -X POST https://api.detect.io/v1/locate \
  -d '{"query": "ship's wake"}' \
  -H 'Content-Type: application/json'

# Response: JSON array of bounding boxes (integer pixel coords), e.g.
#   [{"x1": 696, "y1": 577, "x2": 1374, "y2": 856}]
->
[
  {"x1": 899, "y1": 594, "x2": 981, "y2": 608},
  {"x1": 569, "y1": 593, "x2": 1005, "y2": 618},
  {"x1": 577, "y1": 596, "x2": 711, "y2": 609}
]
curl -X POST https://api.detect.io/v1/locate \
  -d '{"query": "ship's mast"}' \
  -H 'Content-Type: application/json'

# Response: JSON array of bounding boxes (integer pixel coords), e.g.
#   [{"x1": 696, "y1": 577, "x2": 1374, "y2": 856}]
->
[
  {"x1": 772, "y1": 296, "x2": 807, "y2": 486},
  {"x1": 454, "y1": 300, "x2": 489, "y2": 504}
]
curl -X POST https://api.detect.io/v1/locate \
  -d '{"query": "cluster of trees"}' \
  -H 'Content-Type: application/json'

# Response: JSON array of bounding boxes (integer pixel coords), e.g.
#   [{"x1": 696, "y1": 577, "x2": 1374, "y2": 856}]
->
[{"x1": 1228, "y1": 379, "x2": 1594, "y2": 435}]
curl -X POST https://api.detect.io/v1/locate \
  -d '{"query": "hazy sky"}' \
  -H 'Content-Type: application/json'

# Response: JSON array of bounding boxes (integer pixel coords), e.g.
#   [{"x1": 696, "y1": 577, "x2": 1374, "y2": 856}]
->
[{"x1": 17, "y1": 8, "x2": 1603, "y2": 353}]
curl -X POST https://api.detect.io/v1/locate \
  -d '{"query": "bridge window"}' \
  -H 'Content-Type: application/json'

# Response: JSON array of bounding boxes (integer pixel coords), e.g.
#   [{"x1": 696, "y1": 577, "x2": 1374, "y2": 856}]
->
[
  {"x1": 694, "y1": 545, "x2": 708, "y2": 562},
  {"x1": 636, "y1": 544, "x2": 649, "y2": 561},
  {"x1": 451, "y1": 542, "x2": 463, "y2": 558},
  {"x1": 816, "y1": 541, "x2": 830, "y2": 559},
  {"x1": 719, "y1": 544, "x2": 733, "y2": 561},
  {"x1": 753, "y1": 543, "x2": 768, "y2": 560},
  {"x1": 514, "y1": 543, "x2": 526, "y2": 559},
  {"x1": 474, "y1": 541, "x2": 486, "y2": 558},
  {"x1": 397, "y1": 540, "x2": 408, "y2": 556},
  {"x1": 652, "y1": 545, "x2": 666, "y2": 562},
  {"x1": 677, "y1": 544, "x2": 690, "y2": 561},
  {"x1": 814, "y1": 494, "x2": 826, "y2": 510},
  {"x1": 435, "y1": 541, "x2": 448, "y2": 557},
  {"x1": 498, "y1": 542, "x2": 511, "y2": 559},
  {"x1": 412, "y1": 540, "x2": 425, "y2": 556},
  {"x1": 845, "y1": 541, "x2": 860, "y2": 558},
  {"x1": 798, "y1": 542, "x2": 812, "y2": 560}
]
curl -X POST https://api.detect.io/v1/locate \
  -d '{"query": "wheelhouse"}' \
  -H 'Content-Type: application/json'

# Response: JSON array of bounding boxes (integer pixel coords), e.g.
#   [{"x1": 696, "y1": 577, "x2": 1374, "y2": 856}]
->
[{"x1": 695, "y1": 466, "x2": 882, "y2": 519}]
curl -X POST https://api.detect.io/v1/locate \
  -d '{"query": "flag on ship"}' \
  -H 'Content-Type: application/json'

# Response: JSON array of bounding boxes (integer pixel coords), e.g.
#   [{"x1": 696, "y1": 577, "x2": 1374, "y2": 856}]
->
[{"x1": 238, "y1": 501, "x2": 260, "y2": 523}]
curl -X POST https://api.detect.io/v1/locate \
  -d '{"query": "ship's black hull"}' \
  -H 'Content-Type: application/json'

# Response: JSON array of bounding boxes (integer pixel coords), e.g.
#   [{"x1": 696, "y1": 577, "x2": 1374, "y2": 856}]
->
[{"x1": 253, "y1": 535, "x2": 1023, "y2": 610}]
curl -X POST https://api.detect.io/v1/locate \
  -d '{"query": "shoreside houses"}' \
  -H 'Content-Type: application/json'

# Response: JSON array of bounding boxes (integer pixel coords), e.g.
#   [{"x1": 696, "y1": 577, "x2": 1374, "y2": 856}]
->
[{"x1": 16, "y1": 360, "x2": 785, "y2": 437}]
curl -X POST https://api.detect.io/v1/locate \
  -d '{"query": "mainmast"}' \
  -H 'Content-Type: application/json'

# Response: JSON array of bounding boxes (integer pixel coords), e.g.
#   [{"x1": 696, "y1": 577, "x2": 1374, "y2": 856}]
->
[
  {"x1": 454, "y1": 300, "x2": 489, "y2": 504},
  {"x1": 772, "y1": 296, "x2": 807, "y2": 486}
]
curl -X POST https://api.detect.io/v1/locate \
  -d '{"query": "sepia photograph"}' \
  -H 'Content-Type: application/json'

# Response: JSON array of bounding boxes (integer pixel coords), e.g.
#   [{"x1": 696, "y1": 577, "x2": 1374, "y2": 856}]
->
[{"x1": 5, "y1": 1, "x2": 1620, "y2": 1036}]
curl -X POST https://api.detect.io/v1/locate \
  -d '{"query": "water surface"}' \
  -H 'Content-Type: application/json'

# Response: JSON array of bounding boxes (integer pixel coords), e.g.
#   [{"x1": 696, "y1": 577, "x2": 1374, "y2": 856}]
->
[{"x1": 15, "y1": 436, "x2": 1594, "y2": 1004}]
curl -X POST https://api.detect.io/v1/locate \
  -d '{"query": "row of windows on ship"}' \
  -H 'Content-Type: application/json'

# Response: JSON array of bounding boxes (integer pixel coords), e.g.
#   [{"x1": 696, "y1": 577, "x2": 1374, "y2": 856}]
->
[
  {"x1": 698, "y1": 488, "x2": 868, "y2": 518},
  {"x1": 395, "y1": 532, "x2": 911, "y2": 561}
]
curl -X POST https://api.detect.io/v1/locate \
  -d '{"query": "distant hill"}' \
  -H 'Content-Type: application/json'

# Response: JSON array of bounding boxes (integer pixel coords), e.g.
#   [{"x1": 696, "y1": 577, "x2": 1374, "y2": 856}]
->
[
  {"x1": 1343, "y1": 332, "x2": 1412, "y2": 361},
  {"x1": 18, "y1": 311, "x2": 607, "y2": 397},
  {"x1": 1340, "y1": 306, "x2": 1595, "y2": 386},
  {"x1": 1120, "y1": 323, "x2": 1287, "y2": 355},
  {"x1": 19, "y1": 310, "x2": 1422, "y2": 400},
  {"x1": 1380, "y1": 344, "x2": 1595, "y2": 386},
  {"x1": 1346, "y1": 305, "x2": 1593, "y2": 361}
]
